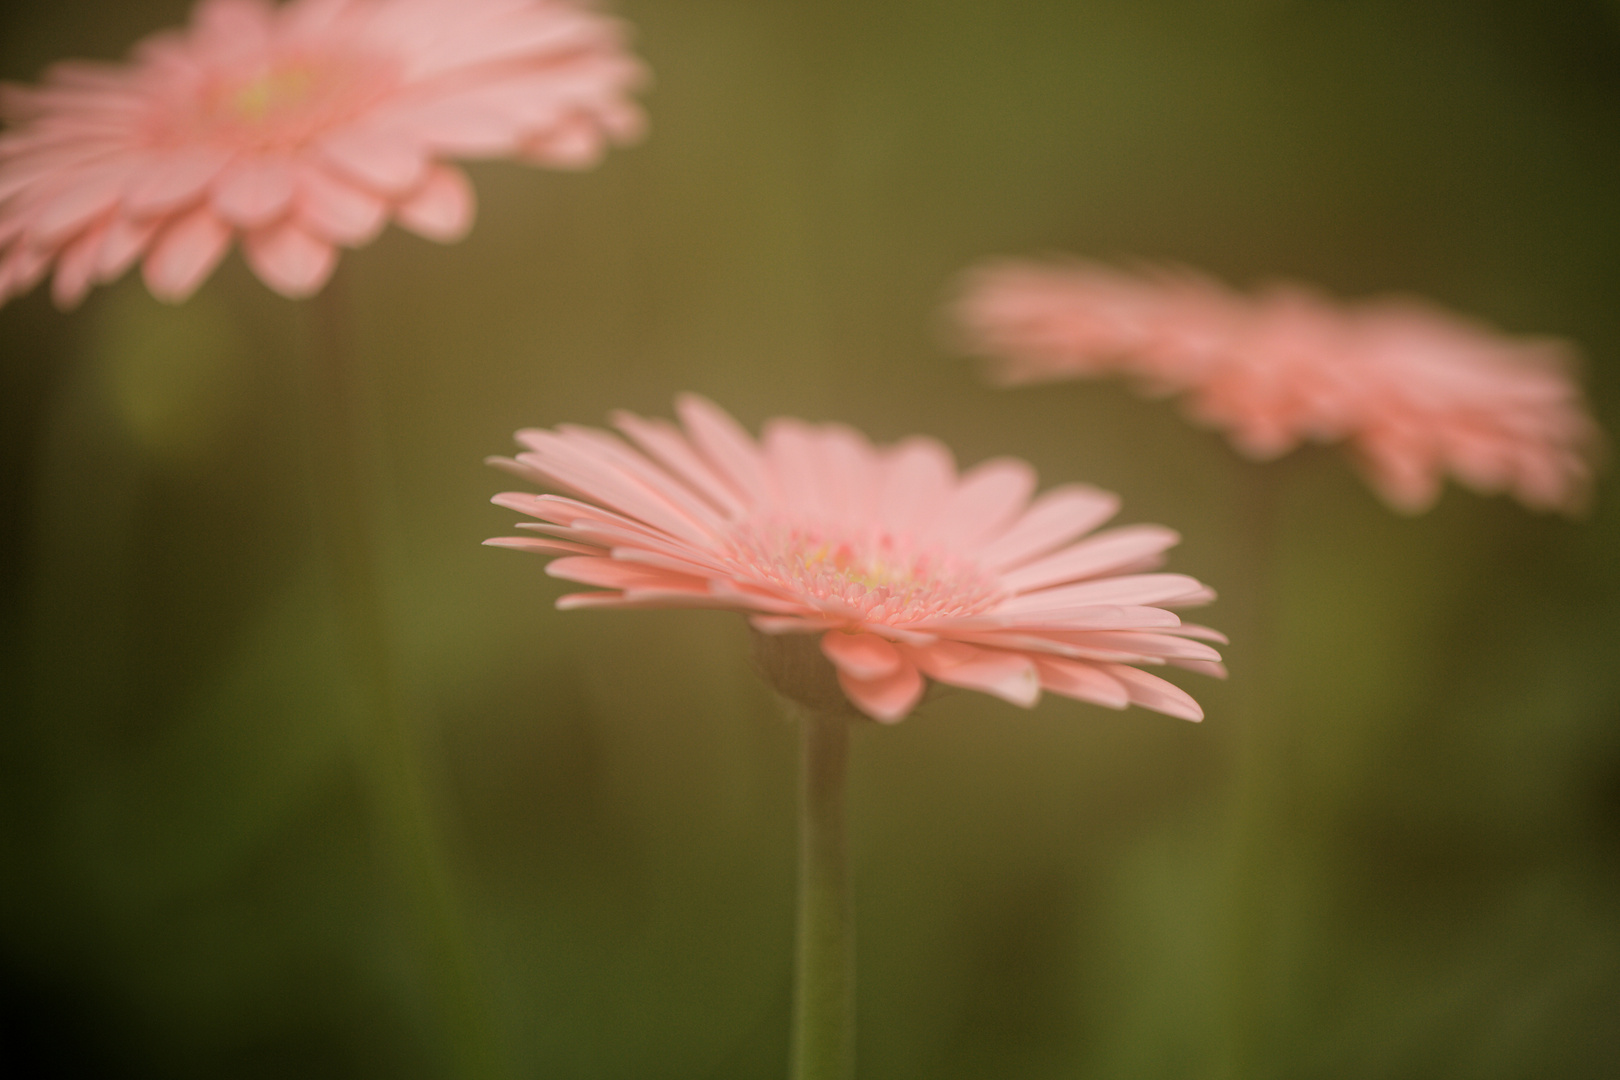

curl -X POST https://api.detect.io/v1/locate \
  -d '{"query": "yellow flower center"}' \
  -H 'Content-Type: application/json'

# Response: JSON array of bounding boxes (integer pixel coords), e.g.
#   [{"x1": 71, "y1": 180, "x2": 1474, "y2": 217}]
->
[
  {"x1": 227, "y1": 66, "x2": 318, "y2": 123},
  {"x1": 729, "y1": 523, "x2": 1001, "y2": 625},
  {"x1": 191, "y1": 54, "x2": 397, "y2": 149}
]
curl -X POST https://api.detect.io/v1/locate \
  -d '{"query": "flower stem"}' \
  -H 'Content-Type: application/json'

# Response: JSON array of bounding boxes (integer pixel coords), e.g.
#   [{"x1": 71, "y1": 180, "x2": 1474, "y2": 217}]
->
[
  {"x1": 300, "y1": 272, "x2": 501, "y2": 1080},
  {"x1": 792, "y1": 708, "x2": 854, "y2": 1080}
]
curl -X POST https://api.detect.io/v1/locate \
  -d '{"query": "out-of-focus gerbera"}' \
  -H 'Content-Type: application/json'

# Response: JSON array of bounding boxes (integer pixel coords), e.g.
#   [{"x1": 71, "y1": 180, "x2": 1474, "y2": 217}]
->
[
  {"x1": 0, "y1": 0, "x2": 647, "y2": 308},
  {"x1": 486, "y1": 395, "x2": 1223, "y2": 723},
  {"x1": 955, "y1": 259, "x2": 1602, "y2": 514}
]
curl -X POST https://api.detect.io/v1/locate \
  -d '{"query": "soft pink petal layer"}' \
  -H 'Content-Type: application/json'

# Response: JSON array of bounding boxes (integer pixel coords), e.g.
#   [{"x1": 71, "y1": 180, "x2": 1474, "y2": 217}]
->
[
  {"x1": 1104, "y1": 664, "x2": 1205, "y2": 722},
  {"x1": 296, "y1": 165, "x2": 388, "y2": 246},
  {"x1": 212, "y1": 157, "x2": 297, "y2": 228},
  {"x1": 821, "y1": 630, "x2": 902, "y2": 680},
  {"x1": 396, "y1": 163, "x2": 475, "y2": 243},
  {"x1": 243, "y1": 221, "x2": 336, "y2": 298},
  {"x1": 1035, "y1": 657, "x2": 1130, "y2": 709},
  {"x1": 999, "y1": 524, "x2": 1182, "y2": 593},
  {"x1": 978, "y1": 484, "x2": 1121, "y2": 570},
  {"x1": 142, "y1": 206, "x2": 232, "y2": 302},
  {"x1": 488, "y1": 397, "x2": 1222, "y2": 723},
  {"x1": 837, "y1": 662, "x2": 925, "y2": 723},
  {"x1": 957, "y1": 258, "x2": 1601, "y2": 517},
  {"x1": 910, "y1": 641, "x2": 1041, "y2": 708},
  {"x1": 0, "y1": 0, "x2": 649, "y2": 307}
]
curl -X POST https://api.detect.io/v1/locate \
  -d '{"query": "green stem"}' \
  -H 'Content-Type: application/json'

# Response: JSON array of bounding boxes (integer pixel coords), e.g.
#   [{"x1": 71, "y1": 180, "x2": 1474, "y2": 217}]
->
[
  {"x1": 299, "y1": 272, "x2": 501, "y2": 1080},
  {"x1": 791, "y1": 709, "x2": 854, "y2": 1080}
]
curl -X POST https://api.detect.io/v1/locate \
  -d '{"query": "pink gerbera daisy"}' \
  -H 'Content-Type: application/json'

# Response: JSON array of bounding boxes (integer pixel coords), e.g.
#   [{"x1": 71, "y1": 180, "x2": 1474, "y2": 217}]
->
[
  {"x1": 0, "y1": 0, "x2": 647, "y2": 308},
  {"x1": 955, "y1": 258, "x2": 1601, "y2": 514},
  {"x1": 1341, "y1": 297, "x2": 1601, "y2": 513},
  {"x1": 486, "y1": 395, "x2": 1224, "y2": 723}
]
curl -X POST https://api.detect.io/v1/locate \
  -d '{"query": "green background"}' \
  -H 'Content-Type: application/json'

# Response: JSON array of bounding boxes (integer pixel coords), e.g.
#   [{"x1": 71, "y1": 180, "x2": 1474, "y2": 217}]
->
[{"x1": 3, "y1": 0, "x2": 1618, "y2": 1077}]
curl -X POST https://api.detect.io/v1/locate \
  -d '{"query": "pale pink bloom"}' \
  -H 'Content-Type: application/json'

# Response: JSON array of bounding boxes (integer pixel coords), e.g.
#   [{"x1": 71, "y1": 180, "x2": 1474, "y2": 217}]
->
[
  {"x1": 486, "y1": 395, "x2": 1224, "y2": 724},
  {"x1": 956, "y1": 259, "x2": 1600, "y2": 514},
  {"x1": 957, "y1": 260, "x2": 1239, "y2": 394},
  {"x1": 1343, "y1": 298, "x2": 1600, "y2": 513},
  {"x1": 0, "y1": 0, "x2": 647, "y2": 308},
  {"x1": 1179, "y1": 284, "x2": 1371, "y2": 461}
]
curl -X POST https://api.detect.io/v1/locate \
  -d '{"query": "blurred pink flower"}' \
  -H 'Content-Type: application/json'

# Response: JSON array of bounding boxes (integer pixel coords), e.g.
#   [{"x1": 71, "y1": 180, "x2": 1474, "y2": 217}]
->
[
  {"x1": 486, "y1": 395, "x2": 1223, "y2": 723},
  {"x1": 955, "y1": 259, "x2": 1601, "y2": 514},
  {"x1": 0, "y1": 0, "x2": 647, "y2": 308}
]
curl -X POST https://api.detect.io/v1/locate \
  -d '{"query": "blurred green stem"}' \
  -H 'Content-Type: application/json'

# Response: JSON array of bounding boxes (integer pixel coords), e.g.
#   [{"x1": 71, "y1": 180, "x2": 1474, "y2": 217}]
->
[
  {"x1": 792, "y1": 708, "x2": 854, "y2": 1080},
  {"x1": 300, "y1": 271, "x2": 501, "y2": 1080}
]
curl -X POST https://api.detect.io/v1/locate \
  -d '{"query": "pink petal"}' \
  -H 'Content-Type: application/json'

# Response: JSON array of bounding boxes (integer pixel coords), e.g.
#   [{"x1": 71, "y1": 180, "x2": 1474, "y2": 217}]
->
[
  {"x1": 126, "y1": 146, "x2": 233, "y2": 215},
  {"x1": 295, "y1": 165, "x2": 388, "y2": 246},
  {"x1": 491, "y1": 492, "x2": 695, "y2": 554},
  {"x1": 909, "y1": 641, "x2": 1041, "y2": 707},
  {"x1": 318, "y1": 127, "x2": 427, "y2": 193},
  {"x1": 932, "y1": 457, "x2": 1036, "y2": 549},
  {"x1": 751, "y1": 615, "x2": 840, "y2": 634},
  {"x1": 820, "y1": 630, "x2": 901, "y2": 680},
  {"x1": 999, "y1": 524, "x2": 1182, "y2": 594},
  {"x1": 30, "y1": 165, "x2": 125, "y2": 244},
  {"x1": 537, "y1": 517, "x2": 721, "y2": 572},
  {"x1": 1167, "y1": 623, "x2": 1228, "y2": 644},
  {"x1": 142, "y1": 205, "x2": 232, "y2": 302},
  {"x1": 554, "y1": 589, "x2": 728, "y2": 611},
  {"x1": 1159, "y1": 585, "x2": 1218, "y2": 609},
  {"x1": 806, "y1": 424, "x2": 882, "y2": 522},
  {"x1": 705, "y1": 578, "x2": 808, "y2": 615},
  {"x1": 675, "y1": 394, "x2": 770, "y2": 502},
  {"x1": 1034, "y1": 657, "x2": 1130, "y2": 709},
  {"x1": 1358, "y1": 449, "x2": 1440, "y2": 514},
  {"x1": 401, "y1": 7, "x2": 607, "y2": 79},
  {"x1": 1170, "y1": 659, "x2": 1228, "y2": 678},
  {"x1": 544, "y1": 555, "x2": 707, "y2": 593},
  {"x1": 0, "y1": 146, "x2": 111, "y2": 205},
  {"x1": 511, "y1": 427, "x2": 723, "y2": 545},
  {"x1": 242, "y1": 221, "x2": 336, "y2": 298},
  {"x1": 597, "y1": 98, "x2": 648, "y2": 144},
  {"x1": 521, "y1": 116, "x2": 605, "y2": 170},
  {"x1": 1103, "y1": 664, "x2": 1204, "y2": 722},
  {"x1": 879, "y1": 436, "x2": 956, "y2": 536},
  {"x1": 763, "y1": 418, "x2": 833, "y2": 520},
  {"x1": 396, "y1": 163, "x2": 475, "y2": 243},
  {"x1": 280, "y1": 0, "x2": 350, "y2": 36},
  {"x1": 0, "y1": 213, "x2": 27, "y2": 251},
  {"x1": 0, "y1": 244, "x2": 51, "y2": 303},
  {"x1": 943, "y1": 603, "x2": 1184, "y2": 634},
  {"x1": 611, "y1": 411, "x2": 748, "y2": 518},
  {"x1": 49, "y1": 218, "x2": 107, "y2": 308},
  {"x1": 211, "y1": 156, "x2": 297, "y2": 227},
  {"x1": 837, "y1": 661, "x2": 925, "y2": 723},
  {"x1": 193, "y1": 0, "x2": 275, "y2": 48},
  {"x1": 1073, "y1": 631, "x2": 1222, "y2": 664},
  {"x1": 606, "y1": 546, "x2": 730, "y2": 580},
  {"x1": 384, "y1": 99, "x2": 521, "y2": 156},
  {"x1": 94, "y1": 214, "x2": 160, "y2": 280},
  {"x1": 978, "y1": 484, "x2": 1121, "y2": 570},
  {"x1": 994, "y1": 573, "x2": 1210, "y2": 617},
  {"x1": 481, "y1": 536, "x2": 603, "y2": 557}
]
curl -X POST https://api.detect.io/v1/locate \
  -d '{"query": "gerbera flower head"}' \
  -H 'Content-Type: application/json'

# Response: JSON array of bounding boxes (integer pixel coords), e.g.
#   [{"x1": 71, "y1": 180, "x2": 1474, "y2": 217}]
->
[
  {"x1": 1343, "y1": 297, "x2": 1600, "y2": 513},
  {"x1": 0, "y1": 0, "x2": 647, "y2": 308},
  {"x1": 955, "y1": 258, "x2": 1602, "y2": 515},
  {"x1": 486, "y1": 395, "x2": 1224, "y2": 724}
]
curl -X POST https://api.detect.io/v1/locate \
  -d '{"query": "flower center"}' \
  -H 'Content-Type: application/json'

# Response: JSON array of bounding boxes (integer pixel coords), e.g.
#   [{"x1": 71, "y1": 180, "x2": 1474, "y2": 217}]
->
[
  {"x1": 227, "y1": 66, "x2": 319, "y2": 122},
  {"x1": 193, "y1": 53, "x2": 396, "y2": 148},
  {"x1": 728, "y1": 522, "x2": 1001, "y2": 625}
]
